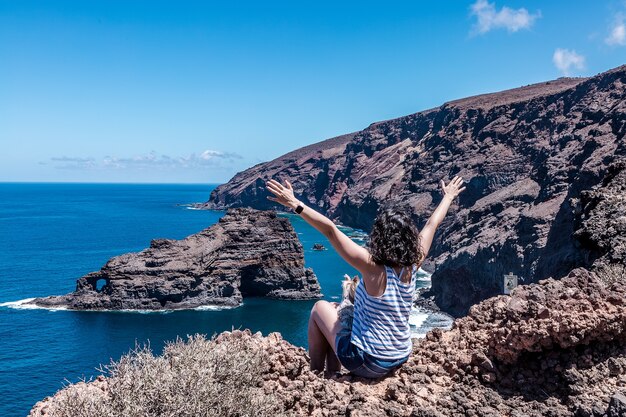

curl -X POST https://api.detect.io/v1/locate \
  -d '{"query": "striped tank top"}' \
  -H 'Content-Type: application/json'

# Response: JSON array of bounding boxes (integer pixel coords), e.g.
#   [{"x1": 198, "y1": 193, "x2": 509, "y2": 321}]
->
[{"x1": 350, "y1": 264, "x2": 417, "y2": 360}]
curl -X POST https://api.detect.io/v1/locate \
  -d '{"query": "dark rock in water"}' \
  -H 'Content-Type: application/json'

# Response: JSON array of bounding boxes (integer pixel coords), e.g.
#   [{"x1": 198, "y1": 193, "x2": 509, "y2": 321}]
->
[
  {"x1": 199, "y1": 65, "x2": 626, "y2": 316},
  {"x1": 312, "y1": 243, "x2": 326, "y2": 251},
  {"x1": 29, "y1": 208, "x2": 321, "y2": 310},
  {"x1": 413, "y1": 287, "x2": 441, "y2": 312}
]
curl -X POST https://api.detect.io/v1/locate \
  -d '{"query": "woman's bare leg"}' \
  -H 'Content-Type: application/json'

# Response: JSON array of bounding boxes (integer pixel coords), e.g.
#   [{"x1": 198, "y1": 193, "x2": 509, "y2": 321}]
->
[
  {"x1": 325, "y1": 349, "x2": 341, "y2": 373},
  {"x1": 308, "y1": 300, "x2": 342, "y2": 373},
  {"x1": 308, "y1": 313, "x2": 329, "y2": 372}
]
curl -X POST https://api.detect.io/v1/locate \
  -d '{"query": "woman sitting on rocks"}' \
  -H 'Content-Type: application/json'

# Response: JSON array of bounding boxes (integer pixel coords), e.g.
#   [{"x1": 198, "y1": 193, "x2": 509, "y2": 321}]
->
[{"x1": 265, "y1": 176, "x2": 465, "y2": 378}]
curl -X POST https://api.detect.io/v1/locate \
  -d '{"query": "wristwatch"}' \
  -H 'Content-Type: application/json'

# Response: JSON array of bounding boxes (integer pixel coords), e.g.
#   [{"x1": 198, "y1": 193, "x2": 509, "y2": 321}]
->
[{"x1": 294, "y1": 203, "x2": 304, "y2": 214}]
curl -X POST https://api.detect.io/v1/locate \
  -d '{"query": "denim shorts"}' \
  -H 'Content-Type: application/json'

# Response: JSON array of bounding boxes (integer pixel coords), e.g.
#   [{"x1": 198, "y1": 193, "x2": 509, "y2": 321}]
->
[{"x1": 334, "y1": 332, "x2": 409, "y2": 379}]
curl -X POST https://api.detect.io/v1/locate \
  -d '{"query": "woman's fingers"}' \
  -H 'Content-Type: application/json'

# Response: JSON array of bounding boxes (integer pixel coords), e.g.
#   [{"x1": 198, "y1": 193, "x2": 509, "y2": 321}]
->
[
  {"x1": 285, "y1": 179, "x2": 293, "y2": 190},
  {"x1": 266, "y1": 183, "x2": 282, "y2": 196},
  {"x1": 441, "y1": 175, "x2": 467, "y2": 196},
  {"x1": 450, "y1": 176, "x2": 464, "y2": 187},
  {"x1": 267, "y1": 179, "x2": 283, "y2": 190},
  {"x1": 267, "y1": 187, "x2": 282, "y2": 198},
  {"x1": 266, "y1": 179, "x2": 282, "y2": 190}
]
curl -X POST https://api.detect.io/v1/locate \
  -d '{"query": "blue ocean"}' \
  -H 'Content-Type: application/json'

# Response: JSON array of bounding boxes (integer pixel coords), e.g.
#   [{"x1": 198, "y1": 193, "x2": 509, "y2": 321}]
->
[{"x1": 0, "y1": 183, "x2": 451, "y2": 416}]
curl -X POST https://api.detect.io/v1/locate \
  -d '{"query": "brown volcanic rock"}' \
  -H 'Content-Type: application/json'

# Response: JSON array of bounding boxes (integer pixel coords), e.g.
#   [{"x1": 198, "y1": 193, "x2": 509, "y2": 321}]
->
[
  {"x1": 203, "y1": 65, "x2": 626, "y2": 315},
  {"x1": 29, "y1": 268, "x2": 626, "y2": 417},
  {"x1": 29, "y1": 208, "x2": 321, "y2": 310},
  {"x1": 460, "y1": 268, "x2": 626, "y2": 364},
  {"x1": 198, "y1": 132, "x2": 358, "y2": 213}
]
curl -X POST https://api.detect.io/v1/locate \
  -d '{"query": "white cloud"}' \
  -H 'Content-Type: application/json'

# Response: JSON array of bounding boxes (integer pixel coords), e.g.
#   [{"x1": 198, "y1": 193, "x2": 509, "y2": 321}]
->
[
  {"x1": 49, "y1": 156, "x2": 97, "y2": 170},
  {"x1": 199, "y1": 150, "x2": 241, "y2": 160},
  {"x1": 470, "y1": 0, "x2": 540, "y2": 34},
  {"x1": 51, "y1": 156, "x2": 96, "y2": 163},
  {"x1": 606, "y1": 17, "x2": 626, "y2": 45},
  {"x1": 48, "y1": 150, "x2": 242, "y2": 170},
  {"x1": 552, "y1": 48, "x2": 585, "y2": 76}
]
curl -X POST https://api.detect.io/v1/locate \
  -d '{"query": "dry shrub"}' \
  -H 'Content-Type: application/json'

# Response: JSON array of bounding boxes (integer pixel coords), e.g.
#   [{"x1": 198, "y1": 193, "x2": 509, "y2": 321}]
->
[{"x1": 45, "y1": 333, "x2": 277, "y2": 417}]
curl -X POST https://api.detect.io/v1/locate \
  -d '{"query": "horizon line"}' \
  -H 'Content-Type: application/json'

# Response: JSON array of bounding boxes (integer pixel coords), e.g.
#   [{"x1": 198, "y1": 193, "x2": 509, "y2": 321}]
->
[{"x1": 0, "y1": 181, "x2": 224, "y2": 186}]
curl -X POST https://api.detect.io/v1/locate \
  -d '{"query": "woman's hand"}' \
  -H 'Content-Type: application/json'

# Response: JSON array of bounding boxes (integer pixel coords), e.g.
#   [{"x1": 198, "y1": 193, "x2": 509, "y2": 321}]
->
[
  {"x1": 266, "y1": 178, "x2": 378, "y2": 276},
  {"x1": 265, "y1": 179, "x2": 300, "y2": 210},
  {"x1": 418, "y1": 176, "x2": 467, "y2": 259},
  {"x1": 440, "y1": 176, "x2": 466, "y2": 199}
]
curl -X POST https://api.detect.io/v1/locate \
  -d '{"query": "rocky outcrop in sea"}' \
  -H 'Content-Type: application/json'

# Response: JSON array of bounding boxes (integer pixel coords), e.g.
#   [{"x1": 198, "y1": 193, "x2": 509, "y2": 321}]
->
[
  {"x1": 29, "y1": 267, "x2": 626, "y2": 417},
  {"x1": 28, "y1": 208, "x2": 321, "y2": 310},
  {"x1": 198, "y1": 65, "x2": 626, "y2": 316}
]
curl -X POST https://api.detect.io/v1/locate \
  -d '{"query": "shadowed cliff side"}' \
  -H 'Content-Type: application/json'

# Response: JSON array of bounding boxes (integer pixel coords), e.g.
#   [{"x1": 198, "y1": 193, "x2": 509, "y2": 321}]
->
[{"x1": 200, "y1": 65, "x2": 626, "y2": 316}]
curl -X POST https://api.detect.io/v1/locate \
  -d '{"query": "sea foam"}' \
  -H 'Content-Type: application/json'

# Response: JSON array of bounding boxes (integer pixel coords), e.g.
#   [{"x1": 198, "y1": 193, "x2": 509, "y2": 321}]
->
[
  {"x1": 0, "y1": 298, "x2": 68, "y2": 311},
  {"x1": 410, "y1": 307, "x2": 454, "y2": 339},
  {"x1": 0, "y1": 298, "x2": 239, "y2": 313}
]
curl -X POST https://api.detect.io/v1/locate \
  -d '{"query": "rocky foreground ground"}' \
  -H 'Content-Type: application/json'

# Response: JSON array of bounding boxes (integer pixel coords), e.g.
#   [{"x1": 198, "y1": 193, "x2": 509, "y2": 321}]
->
[
  {"x1": 30, "y1": 267, "x2": 626, "y2": 416},
  {"x1": 28, "y1": 208, "x2": 321, "y2": 310}
]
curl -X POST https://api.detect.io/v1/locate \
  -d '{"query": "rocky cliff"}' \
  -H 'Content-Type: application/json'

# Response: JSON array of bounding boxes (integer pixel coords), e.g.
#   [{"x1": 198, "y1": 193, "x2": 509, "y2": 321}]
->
[
  {"x1": 200, "y1": 65, "x2": 626, "y2": 316},
  {"x1": 29, "y1": 208, "x2": 321, "y2": 310},
  {"x1": 29, "y1": 267, "x2": 626, "y2": 417},
  {"x1": 574, "y1": 161, "x2": 626, "y2": 274}
]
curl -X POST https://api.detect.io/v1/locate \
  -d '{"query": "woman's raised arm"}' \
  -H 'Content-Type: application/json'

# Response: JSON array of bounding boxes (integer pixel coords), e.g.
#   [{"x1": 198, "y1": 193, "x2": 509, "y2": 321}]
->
[
  {"x1": 265, "y1": 178, "x2": 376, "y2": 275},
  {"x1": 418, "y1": 176, "x2": 466, "y2": 258}
]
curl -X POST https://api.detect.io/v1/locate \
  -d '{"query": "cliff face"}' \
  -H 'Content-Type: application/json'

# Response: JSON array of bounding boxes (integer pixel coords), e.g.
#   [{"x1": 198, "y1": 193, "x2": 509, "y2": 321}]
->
[
  {"x1": 575, "y1": 161, "x2": 626, "y2": 272},
  {"x1": 201, "y1": 65, "x2": 626, "y2": 316},
  {"x1": 29, "y1": 208, "x2": 321, "y2": 310},
  {"x1": 30, "y1": 267, "x2": 626, "y2": 417}
]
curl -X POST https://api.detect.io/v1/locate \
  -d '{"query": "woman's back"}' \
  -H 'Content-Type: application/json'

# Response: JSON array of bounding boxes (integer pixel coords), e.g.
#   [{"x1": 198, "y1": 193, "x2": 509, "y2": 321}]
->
[
  {"x1": 265, "y1": 175, "x2": 465, "y2": 375},
  {"x1": 350, "y1": 264, "x2": 416, "y2": 360}
]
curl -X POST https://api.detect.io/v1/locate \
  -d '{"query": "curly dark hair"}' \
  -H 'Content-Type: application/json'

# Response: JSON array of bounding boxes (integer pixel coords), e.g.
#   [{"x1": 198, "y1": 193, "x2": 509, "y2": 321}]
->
[{"x1": 367, "y1": 204, "x2": 424, "y2": 270}]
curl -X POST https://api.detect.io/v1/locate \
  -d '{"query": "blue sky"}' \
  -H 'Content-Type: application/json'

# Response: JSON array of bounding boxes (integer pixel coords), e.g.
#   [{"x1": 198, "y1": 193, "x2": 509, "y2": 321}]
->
[{"x1": 1, "y1": 1, "x2": 625, "y2": 183}]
